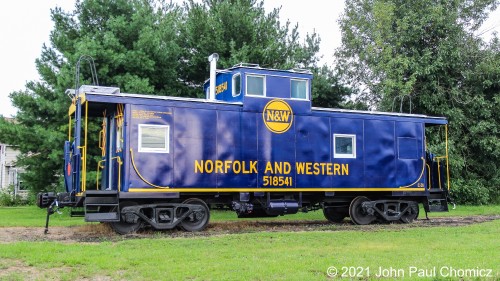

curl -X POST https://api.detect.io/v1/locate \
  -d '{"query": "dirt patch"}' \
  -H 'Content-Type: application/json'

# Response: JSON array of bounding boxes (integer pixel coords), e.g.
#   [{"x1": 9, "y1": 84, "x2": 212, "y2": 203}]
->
[
  {"x1": 1, "y1": 214, "x2": 498, "y2": 243},
  {"x1": 0, "y1": 259, "x2": 76, "y2": 281}
]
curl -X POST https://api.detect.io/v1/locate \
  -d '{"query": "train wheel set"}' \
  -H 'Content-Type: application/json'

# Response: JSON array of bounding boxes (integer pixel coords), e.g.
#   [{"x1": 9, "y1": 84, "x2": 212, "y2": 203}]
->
[{"x1": 85, "y1": 196, "x2": 422, "y2": 234}]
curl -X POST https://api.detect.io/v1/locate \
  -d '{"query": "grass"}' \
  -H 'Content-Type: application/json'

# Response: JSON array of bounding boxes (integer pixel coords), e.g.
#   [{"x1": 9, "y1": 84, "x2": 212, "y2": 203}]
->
[
  {"x1": 0, "y1": 219, "x2": 499, "y2": 280},
  {"x1": 0, "y1": 204, "x2": 499, "y2": 280},
  {"x1": 0, "y1": 204, "x2": 499, "y2": 227},
  {"x1": 0, "y1": 206, "x2": 87, "y2": 227}
]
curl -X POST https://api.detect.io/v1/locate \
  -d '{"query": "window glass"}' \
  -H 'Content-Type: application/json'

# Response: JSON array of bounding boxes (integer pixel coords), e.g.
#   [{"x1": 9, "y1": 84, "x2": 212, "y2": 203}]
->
[
  {"x1": 232, "y1": 73, "x2": 241, "y2": 97},
  {"x1": 116, "y1": 123, "x2": 123, "y2": 151},
  {"x1": 139, "y1": 125, "x2": 169, "y2": 153},
  {"x1": 18, "y1": 180, "x2": 26, "y2": 190},
  {"x1": 334, "y1": 134, "x2": 356, "y2": 158},
  {"x1": 291, "y1": 79, "x2": 307, "y2": 99},
  {"x1": 247, "y1": 75, "x2": 265, "y2": 96}
]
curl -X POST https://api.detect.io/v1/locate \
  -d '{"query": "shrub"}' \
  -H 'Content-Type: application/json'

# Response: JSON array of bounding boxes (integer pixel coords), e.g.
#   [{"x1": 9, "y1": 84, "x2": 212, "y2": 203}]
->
[
  {"x1": 0, "y1": 185, "x2": 29, "y2": 206},
  {"x1": 450, "y1": 179, "x2": 490, "y2": 205},
  {"x1": 487, "y1": 177, "x2": 500, "y2": 204}
]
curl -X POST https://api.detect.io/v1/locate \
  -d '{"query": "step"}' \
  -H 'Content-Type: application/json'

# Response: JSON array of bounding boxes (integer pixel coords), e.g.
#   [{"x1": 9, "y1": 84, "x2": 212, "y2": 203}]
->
[
  {"x1": 429, "y1": 204, "x2": 449, "y2": 212},
  {"x1": 85, "y1": 212, "x2": 119, "y2": 222},
  {"x1": 85, "y1": 190, "x2": 119, "y2": 196},
  {"x1": 85, "y1": 196, "x2": 119, "y2": 204},
  {"x1": 427, "y1": 199, "x2": 449, "y2": 212}
]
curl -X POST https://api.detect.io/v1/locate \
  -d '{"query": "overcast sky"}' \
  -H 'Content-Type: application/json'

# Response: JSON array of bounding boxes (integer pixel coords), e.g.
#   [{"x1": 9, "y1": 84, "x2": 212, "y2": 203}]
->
[{"x1": 0, "y1": 0, "x2": 498, "y2": 117}]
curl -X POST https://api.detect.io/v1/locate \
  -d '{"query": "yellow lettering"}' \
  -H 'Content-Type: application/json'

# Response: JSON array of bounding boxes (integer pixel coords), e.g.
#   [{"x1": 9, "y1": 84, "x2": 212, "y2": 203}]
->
[
  {"x1": 233, "y1": 160, "x2": 241, "y2": 174},
  {"x1": 249, "y1": 161, "x2": 258, "y2": 174},
  {"x1": 342, "y1": 164, "x2": 349, "y2": 175},
  {"x1": 266, "y1": 111, "x2": 275, "y2": 122},
  {"x1": 319, "y1": 163, "x2": 327, "y2": 175},
  {"x1": 205, "y1": 160, "x2": 214, "y2": 173},
  {"x1": 326, "y1": 163, "x2": 333, "y2": 175},
  {"x1": 195, "y1": 160, "x2": 348, "y2": 176},
  {"x1": 280, "y1": 111, "x2": 290, "y2": 122},
  {"x1": 313, "y1": 163, "x2": 320, "y2": 175},
  {"x1": 274, "y1": 162, "x2": 282, "y2": 174},
  {"x1": 224, "y1": 160, "x2": 232, "y2": 173},
  {"x1": 242, "y1": 161, "x2": 250, "y2": 174},
  {"x1": 274, "y1": 111, "x2": 281, "y2": 121},
  {"x1": 296, "y1": 162, "x2": 305, "y2": 174},
  {"x1": 265, "y1": 162, "x2": 273, "y2": 174},
  {"x1": 265, "y1": 110, "x2": 294, "y2": 123},
  {"x1": 305, "y1": 162, "x2": 313, "y2": 175},
  {"x1": 195, "y1": 160, "x2": 203, "y2": 173},
  {"x1": 283, "y1": 162, "x2": 291, "y2": 174},
  {"x1": 334, "y1": 163, "x2": 340, "y2": 175},
  {"x1": 215, "y1": 160, "x2": 223, "y2": 173},
  {"x1": 215, "y1": 82, "x2": 228, "y2": 95}
]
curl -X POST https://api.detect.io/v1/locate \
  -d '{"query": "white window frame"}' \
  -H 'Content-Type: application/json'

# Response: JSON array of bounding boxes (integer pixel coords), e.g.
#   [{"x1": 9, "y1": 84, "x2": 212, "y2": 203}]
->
[
  {"x1": 333, "y1": 134, "x2": 356, "y2": 158},
  {"x1": 290, "y1": 79, "x2": 309, "y2": 100},
  {"x1": 232, "y1": 73, "x2": 241, "y2": 97},
  {"x1": 205, "y1": 87, "x2": 210, "y2": 99},
  {"x1": 138, "y1": 124, "x2": 170, "y2": 153},
  {"x1": 246, "y1": 74, "x2": 266, "y2": 96}
]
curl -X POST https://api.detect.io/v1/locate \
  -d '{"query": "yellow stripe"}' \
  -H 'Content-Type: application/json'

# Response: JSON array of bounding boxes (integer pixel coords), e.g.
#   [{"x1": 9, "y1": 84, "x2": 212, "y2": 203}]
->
[
  {"x1": 79, "y1": 93, "x2": 86, "y2": 104},
  {"x1": 399, "y1": 157, "x2": 425, "y2": 188},
  {"x1": 130, "y1": 148, "x2": 170, "y2": 189},
  {"x1": 83, "y1": 101, "x2": 88, "y2": 192},
  {"x1": 445, "y1": 124, "x2": 451, "y2": 191},
  {"x1": 127, "y1": 188, "x2": 425, "y2": 193},
  {"x1": 69, "y1": 103, "x2": 76, "y2": 116}
]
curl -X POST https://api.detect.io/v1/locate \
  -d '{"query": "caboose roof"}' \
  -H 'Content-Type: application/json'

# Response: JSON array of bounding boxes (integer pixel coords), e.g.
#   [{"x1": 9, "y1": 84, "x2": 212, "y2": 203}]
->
[{"x1": 77, "y1": 85, "x2": 447, "y2": 125}]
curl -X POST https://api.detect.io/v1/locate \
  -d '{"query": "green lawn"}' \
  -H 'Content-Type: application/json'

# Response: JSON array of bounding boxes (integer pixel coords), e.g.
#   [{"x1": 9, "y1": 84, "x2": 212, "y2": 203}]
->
[
  {"x1": 0, "y1": 219, "x2": 498, "y2": 280},
  {"x1": 0, "y1": 205, "x2": 499, "y2": 280}
]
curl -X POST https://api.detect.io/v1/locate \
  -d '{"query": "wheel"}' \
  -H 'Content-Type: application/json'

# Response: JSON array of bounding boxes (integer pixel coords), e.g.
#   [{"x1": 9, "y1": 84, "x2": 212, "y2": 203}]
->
[
  {"x1": 323, "y1": 206, "x2": 348, "y2": 223},
  {"x1": 349, "y1": 196, "x2": 376, "y2": 225},
  {"x1": 400, "y1": 202, "x2": 419, "y2": 223},
  {"x1": 110, "y1": 201, "x2": 143, "y2": 235},
  {"x1": 179, "y1": 198, "x2": 210, "y2": 232}
]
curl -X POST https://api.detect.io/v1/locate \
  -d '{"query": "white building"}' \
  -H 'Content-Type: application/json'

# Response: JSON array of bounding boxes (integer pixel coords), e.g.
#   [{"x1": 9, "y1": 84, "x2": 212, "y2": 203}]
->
[{"x1": 0, "y1": 143, "x2": 26, "y2": 196}]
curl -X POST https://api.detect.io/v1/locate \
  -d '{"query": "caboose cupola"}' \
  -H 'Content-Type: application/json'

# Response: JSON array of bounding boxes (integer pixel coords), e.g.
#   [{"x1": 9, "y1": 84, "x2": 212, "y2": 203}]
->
[{"x1": 203, "y1": 53, "x2": 313, "y2": 106}]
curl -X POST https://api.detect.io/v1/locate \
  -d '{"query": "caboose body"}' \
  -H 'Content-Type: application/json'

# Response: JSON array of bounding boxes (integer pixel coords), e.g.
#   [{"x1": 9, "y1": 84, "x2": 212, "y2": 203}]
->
[{"x1": 38, "y1": 55, "x2": 451, "y2": 233}]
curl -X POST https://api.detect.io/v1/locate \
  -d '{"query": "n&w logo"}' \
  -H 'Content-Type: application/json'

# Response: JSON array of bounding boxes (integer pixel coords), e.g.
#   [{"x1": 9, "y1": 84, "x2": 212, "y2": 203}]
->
[{"x1": 262, "y1": 99, "x2": 293, "y2": 134}]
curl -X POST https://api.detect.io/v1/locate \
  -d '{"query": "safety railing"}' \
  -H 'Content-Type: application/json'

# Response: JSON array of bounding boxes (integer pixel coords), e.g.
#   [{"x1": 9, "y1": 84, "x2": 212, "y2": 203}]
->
[{"x1": 95, "y1": 157, "x2": 122, "y2": 191}]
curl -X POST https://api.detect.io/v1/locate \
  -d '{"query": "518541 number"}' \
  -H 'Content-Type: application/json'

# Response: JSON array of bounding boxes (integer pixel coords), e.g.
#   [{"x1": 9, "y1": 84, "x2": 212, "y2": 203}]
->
[{"x1": 262, "y1": 176, "x2": 293, "y2": 187}]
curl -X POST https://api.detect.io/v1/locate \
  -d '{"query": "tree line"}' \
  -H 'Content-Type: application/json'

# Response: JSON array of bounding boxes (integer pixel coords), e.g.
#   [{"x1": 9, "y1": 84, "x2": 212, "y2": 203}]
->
[{"x1": 0, "y1": 0, "x2": 498, "y2": 204}]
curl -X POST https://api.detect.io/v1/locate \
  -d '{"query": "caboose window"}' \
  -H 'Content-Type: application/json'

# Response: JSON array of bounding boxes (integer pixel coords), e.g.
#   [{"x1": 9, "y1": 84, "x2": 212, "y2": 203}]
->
[
  {"x1": 291, "y1": 79, "x2": 308, "y2": 99},
  {"x1": 138, "y1": 124, "x2": 169, "y2": 153},
  {"x1": 232, "y1": 73, "x2": 241, "y2": 97},
  {"x1": 334, "y1": 134, "x2": 356, "y2": 158},
  {"x1": 246, "y1": 75, "x2": 265, "y2": 96}
]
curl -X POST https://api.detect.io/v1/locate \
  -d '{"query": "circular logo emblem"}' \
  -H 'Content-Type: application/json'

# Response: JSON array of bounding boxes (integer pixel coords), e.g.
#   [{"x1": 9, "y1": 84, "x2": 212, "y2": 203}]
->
[{"x1": 262, "y1": 99, "x2": 294, "y2": 134}]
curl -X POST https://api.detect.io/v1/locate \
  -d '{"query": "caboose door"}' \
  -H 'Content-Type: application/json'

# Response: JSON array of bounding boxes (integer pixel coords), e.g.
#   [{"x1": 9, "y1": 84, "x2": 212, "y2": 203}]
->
[
  {"x1": 395, "y1": 122, "x2": 425, "y2": 188},
  {"x1": 98, "y1": 105, "x2": 124, "y2": 191}
]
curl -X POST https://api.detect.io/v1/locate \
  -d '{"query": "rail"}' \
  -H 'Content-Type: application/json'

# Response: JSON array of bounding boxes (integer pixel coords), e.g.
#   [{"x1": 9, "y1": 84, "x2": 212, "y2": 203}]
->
[
  {"x1": 434, "y1": 156, "x2": 448, "y2": 190},
  {"x1": 96, "y1": 159, "x2": 106, "y2": 190},
  {"x1": 111, "y1": 156, "x2": 122, "y2": 191}
]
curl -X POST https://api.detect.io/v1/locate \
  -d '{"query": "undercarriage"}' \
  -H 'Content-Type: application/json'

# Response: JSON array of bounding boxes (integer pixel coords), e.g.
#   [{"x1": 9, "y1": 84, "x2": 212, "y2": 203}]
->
[{"x1": 38, "y1": 190, "x2": 451, "y2": 234}]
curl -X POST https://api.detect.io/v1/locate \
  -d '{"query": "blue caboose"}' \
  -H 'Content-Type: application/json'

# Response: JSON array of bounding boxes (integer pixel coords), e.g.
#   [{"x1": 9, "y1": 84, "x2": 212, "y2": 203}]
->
[{"x1": 38, "y1": 54, "x2": 451, "y2": 233}]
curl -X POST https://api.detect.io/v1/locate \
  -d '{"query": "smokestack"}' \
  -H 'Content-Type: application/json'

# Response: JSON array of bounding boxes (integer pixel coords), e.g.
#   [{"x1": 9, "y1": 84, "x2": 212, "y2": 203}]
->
[{"x1": 208, "y1": 53, "x2": 219, "y2": 100}]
